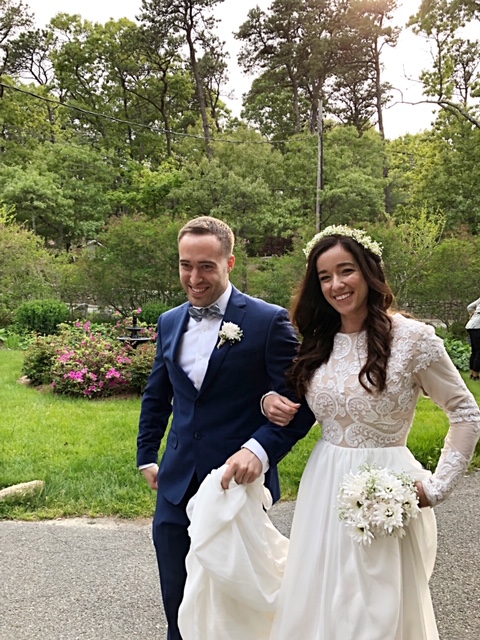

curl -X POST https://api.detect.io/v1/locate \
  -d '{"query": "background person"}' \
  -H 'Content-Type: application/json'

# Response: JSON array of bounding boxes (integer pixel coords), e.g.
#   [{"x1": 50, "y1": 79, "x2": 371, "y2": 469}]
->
[
  {"x1": 136, "y1": 216, "x2": 314, "y2": 640},
  {"x1": 264, "y1": 226, "x2": 480, "y2": 640},
  {"x1": 466, "y1": 296, "x2": 480, "y2": 380}
]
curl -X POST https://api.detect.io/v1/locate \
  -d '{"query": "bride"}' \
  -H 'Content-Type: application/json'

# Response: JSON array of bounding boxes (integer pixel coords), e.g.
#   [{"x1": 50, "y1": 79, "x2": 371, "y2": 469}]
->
[{"x1": 262, "y1": 225, "x2": 480, "y2": 639}]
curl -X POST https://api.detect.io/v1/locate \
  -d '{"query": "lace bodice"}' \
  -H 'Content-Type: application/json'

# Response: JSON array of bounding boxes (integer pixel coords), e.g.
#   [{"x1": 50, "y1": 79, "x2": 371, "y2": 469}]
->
[{"x1": 305, "y1": 314, "x2": 480, "y2": 506}]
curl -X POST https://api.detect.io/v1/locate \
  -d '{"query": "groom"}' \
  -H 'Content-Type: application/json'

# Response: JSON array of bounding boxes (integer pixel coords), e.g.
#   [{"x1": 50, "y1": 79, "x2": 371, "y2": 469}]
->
[{"x1": 137, "y1": 216, "x2": 314, "y2": 640}]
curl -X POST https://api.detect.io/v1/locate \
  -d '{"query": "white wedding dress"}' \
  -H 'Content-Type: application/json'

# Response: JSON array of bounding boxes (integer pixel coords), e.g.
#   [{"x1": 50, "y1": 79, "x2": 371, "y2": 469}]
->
[
  {"x1": 269, "y1": 314, "x2": 480, "y2": 640},
  {"x1": 178, "y1": 315, "x2": 480, "y2": 640}
]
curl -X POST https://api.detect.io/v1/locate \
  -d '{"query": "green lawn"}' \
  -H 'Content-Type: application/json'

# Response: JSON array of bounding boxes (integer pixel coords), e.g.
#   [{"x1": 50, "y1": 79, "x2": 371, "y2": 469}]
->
[{"x1": 1, "y1": 349, "x2": 479, "y2": 518}]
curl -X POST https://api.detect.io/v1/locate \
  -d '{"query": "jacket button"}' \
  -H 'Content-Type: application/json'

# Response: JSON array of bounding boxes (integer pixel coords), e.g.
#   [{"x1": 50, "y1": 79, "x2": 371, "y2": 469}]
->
[
  {"x1": 194, "y1": 432, "x2": 202, "y2": 440},
  {"x1": 196, "y1": 400, "x2": 203, "y2": 407}
]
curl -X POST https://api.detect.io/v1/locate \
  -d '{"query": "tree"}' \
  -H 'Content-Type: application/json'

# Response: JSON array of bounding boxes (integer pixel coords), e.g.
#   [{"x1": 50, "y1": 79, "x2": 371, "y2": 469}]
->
[
  {"x1": 371, "y1": 207, "x2": 446, "y2": 306},
  {"x1": 410, "y1": 0, "x2": 480, "y2": 129},
  {"x1": 138, "y1": 0, "x2": 226, "y2": 159},
  {"x1": 388, "y1": 126, "x2": 480, "y2": 234},
  {"x1": 410, "y1": 236, "x2": 480, "y2": 327},
  {"x1": 0, "y1": 142, "x2": 117, "y2": 248},
  {"x1": 0, "y1": 206, "x2": 59, "y2": 325},
  {"x1": 76, "y1": 215, "x2": 185, "y2": 312},
  {"x1": 281, "y1": 126, "x2": 387, "y2": 229},
  {"x1": 0, "y1": 0, "x2": 33, "y2": 81},
  {"x1": 237, "y1": 0, "x2": 341, "y2": 134}
]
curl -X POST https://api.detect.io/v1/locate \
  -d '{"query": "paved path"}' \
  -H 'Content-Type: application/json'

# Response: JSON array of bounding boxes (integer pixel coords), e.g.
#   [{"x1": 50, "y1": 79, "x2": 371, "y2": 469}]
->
[{"x1": 1, "y1": 472, "x2": 479, "y2": 639}]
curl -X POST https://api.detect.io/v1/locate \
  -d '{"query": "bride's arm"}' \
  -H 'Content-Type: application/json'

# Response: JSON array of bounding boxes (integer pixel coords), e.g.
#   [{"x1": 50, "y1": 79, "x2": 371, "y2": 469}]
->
[{"x1": 412, "y1": 325, "x2": 480, "y2": 507}]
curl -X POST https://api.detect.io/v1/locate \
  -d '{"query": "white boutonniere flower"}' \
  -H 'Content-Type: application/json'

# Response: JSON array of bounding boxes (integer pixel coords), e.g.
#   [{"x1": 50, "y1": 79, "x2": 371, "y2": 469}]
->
[{"x1": 217, "y1": 322, "x2": 243, "y2": 349}]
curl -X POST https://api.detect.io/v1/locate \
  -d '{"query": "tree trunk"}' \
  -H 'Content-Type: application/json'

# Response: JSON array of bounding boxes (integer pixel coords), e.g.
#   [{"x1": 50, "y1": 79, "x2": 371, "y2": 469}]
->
[{"x1": 185, "y1": 23, "x2": 213, "y2": 159}]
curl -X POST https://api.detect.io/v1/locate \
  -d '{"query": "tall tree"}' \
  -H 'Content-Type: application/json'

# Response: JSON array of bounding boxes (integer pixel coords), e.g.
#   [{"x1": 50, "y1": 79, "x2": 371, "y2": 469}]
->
[
  {"x1": 237, "y1": 0, "x2": 342, "y2": 134},
  {"x1": 0, "y1": 0, "x2": 33, "y2": 82},
  {"x1": 410, "y1": 0, "x2": 480, "y2": 129},
  {"x1": 340, "y1": 0, "x2": 400, "y2": 213},
  {"x1": 138, "y1": 0, "x2": 226, "y2": 159}
]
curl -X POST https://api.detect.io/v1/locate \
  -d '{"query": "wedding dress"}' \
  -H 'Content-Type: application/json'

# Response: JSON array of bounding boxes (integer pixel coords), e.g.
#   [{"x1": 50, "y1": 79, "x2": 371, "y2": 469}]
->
[
  {"x1": 178, "y1": 467, "x2": 288, "y2": 640},
  {"x1": 269, "y1": 314, "x2": 480, "y2": 640},
  {"x1": 179, "y1": 315, "x2": 480, "y2": 640}
]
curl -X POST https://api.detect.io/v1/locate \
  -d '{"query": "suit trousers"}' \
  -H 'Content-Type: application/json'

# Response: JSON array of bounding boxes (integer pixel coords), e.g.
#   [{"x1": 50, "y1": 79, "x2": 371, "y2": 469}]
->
[
  {"x1": 153, "y1": 473, "x2": 200, "y2": 640},
  {"x1": 468, "y1": 328, "x2": 480, "y2": 373}
]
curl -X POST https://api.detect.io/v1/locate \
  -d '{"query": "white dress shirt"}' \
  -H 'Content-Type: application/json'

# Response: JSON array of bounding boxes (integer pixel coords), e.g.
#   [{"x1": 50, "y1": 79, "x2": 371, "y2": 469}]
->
[{"x1": 178, "y1": 284, "x2": 232, "y2": 390}]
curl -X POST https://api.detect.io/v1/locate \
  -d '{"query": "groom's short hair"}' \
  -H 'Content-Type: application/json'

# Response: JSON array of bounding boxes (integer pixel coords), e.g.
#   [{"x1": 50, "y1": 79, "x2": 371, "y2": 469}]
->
[{"x1": 178, "y1": 216, "x2": 235, "y2": 256}]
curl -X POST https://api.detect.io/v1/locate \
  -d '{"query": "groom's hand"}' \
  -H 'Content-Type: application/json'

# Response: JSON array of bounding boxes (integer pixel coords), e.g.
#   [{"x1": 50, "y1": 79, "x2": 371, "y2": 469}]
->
[
  {"x1": 221, "y1": 449, "x2": 262, "y2": 490},
  {"x1": 141, "y1": 464, "x2": 159, "y2": 491}
]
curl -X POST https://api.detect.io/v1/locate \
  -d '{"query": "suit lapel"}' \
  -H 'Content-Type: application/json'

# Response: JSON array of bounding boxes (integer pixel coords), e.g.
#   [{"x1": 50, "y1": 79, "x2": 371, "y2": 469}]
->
[
  {"x1": 168, "y1": 304, "x2": 198, "y2": 394},
  {"x1": 198, "y1": 287, "x2": 246, "y2": 395}
]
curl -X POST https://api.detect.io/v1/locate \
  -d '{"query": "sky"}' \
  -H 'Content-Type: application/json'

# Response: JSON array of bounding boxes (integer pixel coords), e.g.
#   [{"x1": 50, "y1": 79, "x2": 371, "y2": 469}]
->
[{"x1": 24, "y1": 0, "x2": 436, "y2": 139}]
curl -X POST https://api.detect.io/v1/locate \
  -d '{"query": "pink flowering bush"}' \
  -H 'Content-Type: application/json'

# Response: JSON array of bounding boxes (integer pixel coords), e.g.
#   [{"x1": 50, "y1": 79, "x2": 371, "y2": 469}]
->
[{"x1": 22, "y1": 318, "x2": 157, "y2": 398}]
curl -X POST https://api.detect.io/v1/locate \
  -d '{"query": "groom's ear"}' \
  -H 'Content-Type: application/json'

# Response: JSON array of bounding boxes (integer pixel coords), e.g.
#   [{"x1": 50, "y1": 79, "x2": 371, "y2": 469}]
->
[{"x1": 227, "y1": 255, "x2": 235, "y2": 273}]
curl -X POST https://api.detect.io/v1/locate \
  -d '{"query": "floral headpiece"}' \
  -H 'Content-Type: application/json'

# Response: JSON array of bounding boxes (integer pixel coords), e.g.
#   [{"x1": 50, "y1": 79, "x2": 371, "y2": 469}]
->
[{"x1": 303, "y1": 225, "x2": 383, "y2": 259}]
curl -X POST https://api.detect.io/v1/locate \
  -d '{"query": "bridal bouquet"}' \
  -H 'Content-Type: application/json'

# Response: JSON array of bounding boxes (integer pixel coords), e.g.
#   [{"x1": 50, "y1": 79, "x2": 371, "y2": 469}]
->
[{"x1": 337, "y1": 464, "x2": 421, "y2": 545}]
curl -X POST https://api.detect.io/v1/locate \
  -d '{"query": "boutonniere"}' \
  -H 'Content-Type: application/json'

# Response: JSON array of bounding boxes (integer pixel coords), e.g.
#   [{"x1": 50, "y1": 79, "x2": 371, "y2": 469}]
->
[{"x1": 217, "y1": 322, "x2": 243, "y2": 349}]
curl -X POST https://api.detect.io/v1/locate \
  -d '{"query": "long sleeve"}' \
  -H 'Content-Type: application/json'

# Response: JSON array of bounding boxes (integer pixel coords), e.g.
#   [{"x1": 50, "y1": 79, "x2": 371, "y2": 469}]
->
[
  {"x1": 467, "y1": 297, "x2": 480, "y2": 314},
  {"x1": 412, "y1": 327, "x2": 480, "y2": 506}
]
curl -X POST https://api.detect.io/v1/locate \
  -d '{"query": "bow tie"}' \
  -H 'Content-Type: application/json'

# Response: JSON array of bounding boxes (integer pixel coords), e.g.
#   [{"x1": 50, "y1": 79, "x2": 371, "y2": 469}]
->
[{"x1": 188, "y1": 303, "x2": 223, "y2": 322}]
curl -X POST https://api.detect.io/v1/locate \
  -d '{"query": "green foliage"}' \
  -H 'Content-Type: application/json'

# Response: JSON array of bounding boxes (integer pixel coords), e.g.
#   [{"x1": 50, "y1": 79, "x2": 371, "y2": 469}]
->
[
  {"x1": 14, "y1": 299, "x2": 70, "y2": 335},
  {"x1": 435, "y1": 328, "x2": 471, "y2": 371},
  {"x1": 246, "y1": 243, "x2": 307, "y2": 307},
  {"x1": 0, "y1": 328, "x2": 35, "y2": 350},
  {"x1": 408, "y1": 237, "x2": 480, "y2": 327},
  {"x1": 0, "y1": 213, "x2": 60, "y2": 326},
  {"x1": 22, "y1": 335, "x2": 58, "y2": 385},
  {"x1": 139, "y1": 302, "x2": 171, "y2": 326},
  {"x1": 129, "y1": 342, "x2": 157, "y2": 394},
  {"x1": 0, "y1": 142, "x2": 118, "y2": 249},
  {"x1": 369, "y1": 209, "x2": 446, "y2": 308},
  {"x1": 76, "y1": 215, "x2": 185, "y2": 311}
]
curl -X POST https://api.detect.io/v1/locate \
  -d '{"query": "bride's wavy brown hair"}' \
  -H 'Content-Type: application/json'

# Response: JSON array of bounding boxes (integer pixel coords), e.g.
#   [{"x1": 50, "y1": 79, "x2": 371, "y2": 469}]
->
[{"x1": 287, "y1": 234, "x2": 395, "y2": 397}]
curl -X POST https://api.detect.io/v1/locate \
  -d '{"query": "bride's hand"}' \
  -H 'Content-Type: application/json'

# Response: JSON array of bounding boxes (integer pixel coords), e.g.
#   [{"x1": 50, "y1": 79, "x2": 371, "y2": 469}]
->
[{"x1": 263, "y1": 393, "x2": 300, "y2": 426}]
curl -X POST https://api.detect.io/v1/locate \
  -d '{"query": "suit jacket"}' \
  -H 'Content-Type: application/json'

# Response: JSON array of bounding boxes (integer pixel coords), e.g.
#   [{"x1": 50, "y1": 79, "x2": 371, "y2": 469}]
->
[{"x1": 137, "y1": 286, "x2": 314, "y2": 505}]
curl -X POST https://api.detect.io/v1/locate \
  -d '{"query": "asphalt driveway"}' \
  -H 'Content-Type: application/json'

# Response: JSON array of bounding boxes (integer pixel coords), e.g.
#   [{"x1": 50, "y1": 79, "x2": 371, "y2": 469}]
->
[{"x1": 1, "y1": 472, "x2": 479, "y2": 639}]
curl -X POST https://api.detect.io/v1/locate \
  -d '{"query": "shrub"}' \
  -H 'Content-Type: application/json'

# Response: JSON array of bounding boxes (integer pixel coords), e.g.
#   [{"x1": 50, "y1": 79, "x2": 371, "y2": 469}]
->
[
  {"x1": 14, "y1": 300, "x2": 70, "y2": 335},
  {"x1": 436, "y1": 329, "x2": 471, "y2": 371},
  {"x1": 129, "y1": 342, "x2": 156, "y2": 393},
  {"x1": 443, "y1": 337, "x2": 471, "y2": 371},
  {"x1": 139, "y1": 302, "x2": 171, "y2": 327},
  {"x1": 22, "y1": 335, "x2": 59, "y2": 385},
  {"x1": 50, "y1": 321, "x2": 133, "y2": 398},
  {"x1": 0, "y1": 328, "x2": 36, "y2": 350},
  {"x1": 21, "y1": 318, "x2": 157, "y2": 398}
]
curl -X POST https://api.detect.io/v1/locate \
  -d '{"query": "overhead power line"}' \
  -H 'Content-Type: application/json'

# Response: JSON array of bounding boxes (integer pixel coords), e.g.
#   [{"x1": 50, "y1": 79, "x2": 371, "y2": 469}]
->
[{"x1": 0, "y1": 81, "x2": 292, "y2": 146}]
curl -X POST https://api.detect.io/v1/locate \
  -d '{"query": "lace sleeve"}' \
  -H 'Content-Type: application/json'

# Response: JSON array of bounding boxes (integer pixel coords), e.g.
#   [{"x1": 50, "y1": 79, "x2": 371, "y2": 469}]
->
[{"x1": 411, "y1": 325, "x2": 480, "y2": 507}]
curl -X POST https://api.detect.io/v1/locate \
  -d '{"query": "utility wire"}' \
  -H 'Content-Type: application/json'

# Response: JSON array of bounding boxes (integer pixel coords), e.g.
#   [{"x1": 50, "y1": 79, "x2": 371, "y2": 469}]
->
[{"x1": 0, "y1": 81, "x2": 293, "y2": 146}]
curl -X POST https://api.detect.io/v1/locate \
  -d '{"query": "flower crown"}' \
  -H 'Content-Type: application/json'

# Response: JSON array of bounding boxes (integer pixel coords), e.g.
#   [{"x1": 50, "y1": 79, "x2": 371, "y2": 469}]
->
[{"x1": 303, "y1": 225, "x2": 383, "y2": 259}]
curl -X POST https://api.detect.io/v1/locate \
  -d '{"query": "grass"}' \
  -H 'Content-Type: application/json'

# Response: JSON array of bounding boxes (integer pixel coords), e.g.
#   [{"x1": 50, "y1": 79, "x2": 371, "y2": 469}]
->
[
  {"x1": 1, "y1": 349, "x2": 479, "y2": 518},
  {"x1": 0, "y1": 350, "x2": 155, "y2": 520}
]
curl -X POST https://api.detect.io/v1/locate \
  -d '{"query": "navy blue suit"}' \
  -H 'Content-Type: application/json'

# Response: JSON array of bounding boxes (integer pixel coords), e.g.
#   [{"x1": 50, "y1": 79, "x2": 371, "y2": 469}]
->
[{"x1": 137, "y1": 286, "x2": 314, "y2": 639}]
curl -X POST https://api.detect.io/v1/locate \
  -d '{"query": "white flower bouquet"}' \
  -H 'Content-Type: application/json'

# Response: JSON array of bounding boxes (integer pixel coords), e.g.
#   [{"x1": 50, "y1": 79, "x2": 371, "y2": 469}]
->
[
  {"x1": 337, "y1": 464, "x2": 421, "y2": 545},
  {"x1": 217, "y1": 322, "x2": 243, "y2": 349}
]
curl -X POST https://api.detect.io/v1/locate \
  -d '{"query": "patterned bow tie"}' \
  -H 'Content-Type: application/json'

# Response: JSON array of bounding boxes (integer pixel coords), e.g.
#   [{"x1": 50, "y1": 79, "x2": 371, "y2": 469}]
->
[{"x1": 188, "y1": 303, "x2": 223, "y2": 322}]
